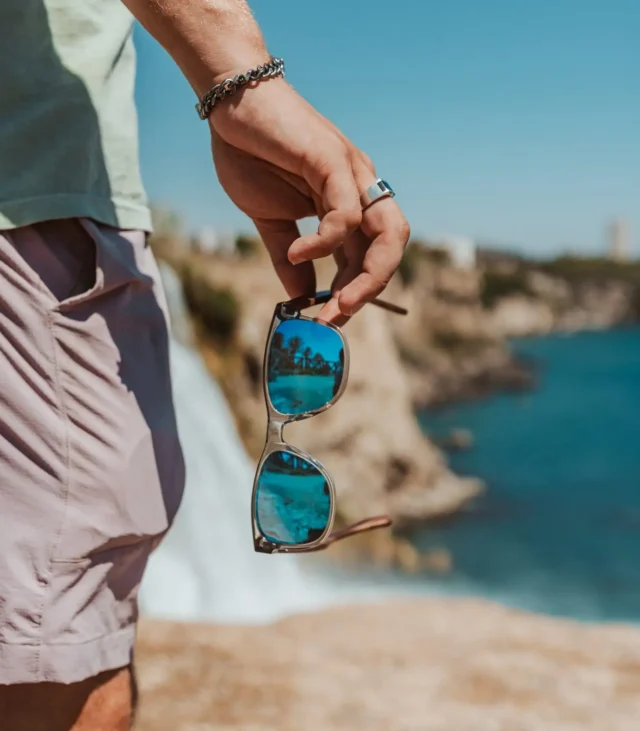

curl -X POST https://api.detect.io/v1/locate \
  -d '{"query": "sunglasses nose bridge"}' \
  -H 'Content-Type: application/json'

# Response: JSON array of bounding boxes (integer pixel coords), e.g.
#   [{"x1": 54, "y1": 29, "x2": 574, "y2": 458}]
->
[{"x1": 267, "y1": 418, "x2": 284, "y2": 444}]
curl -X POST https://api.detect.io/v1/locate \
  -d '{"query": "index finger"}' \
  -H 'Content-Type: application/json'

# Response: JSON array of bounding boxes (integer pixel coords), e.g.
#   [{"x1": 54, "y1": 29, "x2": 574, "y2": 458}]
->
[
  {"x1": 254, "y1": 218, "x2": 317, "y2": 298},
  {"x1": 337, "y1": 198, "x2": 410, "y2": 317}
]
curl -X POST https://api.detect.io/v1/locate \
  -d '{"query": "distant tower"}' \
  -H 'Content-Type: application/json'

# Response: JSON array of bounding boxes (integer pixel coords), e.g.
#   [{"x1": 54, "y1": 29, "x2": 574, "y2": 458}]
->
[
  {"x1": 440, "y1": 235, "x2": 477, "y2": 269},
  {"x1": 608, "y1": 219, "x2": 630, "y2": 262}
]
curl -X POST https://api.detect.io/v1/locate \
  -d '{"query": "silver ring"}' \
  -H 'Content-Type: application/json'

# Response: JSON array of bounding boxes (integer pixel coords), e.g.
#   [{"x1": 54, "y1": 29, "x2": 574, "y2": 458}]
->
[{"x1": 360, "y1": 178, "x2": 395, "y2": 210}]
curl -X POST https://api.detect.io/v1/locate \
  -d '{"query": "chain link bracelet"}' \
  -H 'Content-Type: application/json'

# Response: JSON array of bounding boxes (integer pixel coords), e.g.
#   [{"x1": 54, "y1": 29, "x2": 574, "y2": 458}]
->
[{"x1": 195, "y1": 57, "x2": 285, "y2": 120}]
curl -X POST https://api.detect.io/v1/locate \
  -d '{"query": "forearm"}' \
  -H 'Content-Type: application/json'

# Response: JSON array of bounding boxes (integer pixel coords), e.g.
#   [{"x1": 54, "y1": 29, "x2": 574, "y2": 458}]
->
[{"x1": 121, "y1": 0, "x2": 269, "y2": 95}]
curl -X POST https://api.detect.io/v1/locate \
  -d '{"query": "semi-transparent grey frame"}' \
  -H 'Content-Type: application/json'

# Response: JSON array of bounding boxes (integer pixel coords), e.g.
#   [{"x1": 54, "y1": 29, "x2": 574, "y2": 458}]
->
[{"x1": 252, "y1": 290, "x2": 406, "y2": 554}]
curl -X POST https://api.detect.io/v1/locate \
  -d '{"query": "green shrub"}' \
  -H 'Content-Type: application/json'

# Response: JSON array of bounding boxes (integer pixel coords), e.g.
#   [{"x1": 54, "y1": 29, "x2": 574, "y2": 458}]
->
[
  {"x1": 431, "y1": 329, "x2": 492, "y2": 354},
  {"x1": 541, "y1": 256, "x2": 640, "y2": 285},
  {"x1": 235, "y1": 234, "x2": 261, "y2": 258},
  {"x1": 630, "y1": 287, "x2": 640, "y2": 321},
  {"x1": 398, "y1": 242, "x2": 450, "y2": 286},
  {"x1": 480, "y1": 270, "x2": 531, "y2": 308},
  {"x1": 182, "y1": 267, "x2": 240, "y2": 341},
  {"x1": 431, "y1": 330, "x2": 468, "y2": 351},
  {"x1": 398, "y1": 245, "x2": 422, "y2": 285},
  {"x1": 423, "y1": 247, "x2": 451, "y2": 266}
]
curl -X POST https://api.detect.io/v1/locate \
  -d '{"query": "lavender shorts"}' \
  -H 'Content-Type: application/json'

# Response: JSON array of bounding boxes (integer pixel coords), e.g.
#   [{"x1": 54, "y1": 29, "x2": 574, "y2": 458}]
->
[{"x1": 0, "y1": 219, "x2": 185, "y2": 685}]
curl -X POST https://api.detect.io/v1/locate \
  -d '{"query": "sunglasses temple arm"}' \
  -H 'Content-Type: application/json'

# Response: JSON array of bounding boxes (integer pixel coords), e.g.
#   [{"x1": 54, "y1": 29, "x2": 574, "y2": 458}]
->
[
  {"x1": 305, "y1": 515, "x2": 393, "y2": 552},
  {"x1": 371, "y1": 298, "x2": 408, "y2": 316},
  {"x1": 287, "y1": 292, "x2": 408, "y2": 316}
]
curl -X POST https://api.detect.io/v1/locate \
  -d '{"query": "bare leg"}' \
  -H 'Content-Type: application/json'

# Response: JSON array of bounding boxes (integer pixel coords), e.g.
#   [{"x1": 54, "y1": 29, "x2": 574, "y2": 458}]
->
[{"x1": 0, "y1": 665, "x2": 134, "y2": 731}]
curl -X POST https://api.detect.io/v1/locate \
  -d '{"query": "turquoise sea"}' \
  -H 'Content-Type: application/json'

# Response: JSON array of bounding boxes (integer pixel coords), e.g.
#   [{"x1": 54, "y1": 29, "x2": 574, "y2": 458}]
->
[
  {"x1": 269, "y1": 374, "x2": 337, "y2": 414},
  {"x1": 256, "y1": 464, "x2": 330, "y2": 545},
  {"x1": 417, "y1": 327, "x2": 640, "y2": 622}
]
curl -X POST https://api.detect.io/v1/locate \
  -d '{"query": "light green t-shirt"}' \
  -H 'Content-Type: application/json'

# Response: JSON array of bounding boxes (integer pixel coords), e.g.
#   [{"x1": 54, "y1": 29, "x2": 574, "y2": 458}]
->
[{"x1": 0, "y1": 1, "x2": 151, "y2": 231}]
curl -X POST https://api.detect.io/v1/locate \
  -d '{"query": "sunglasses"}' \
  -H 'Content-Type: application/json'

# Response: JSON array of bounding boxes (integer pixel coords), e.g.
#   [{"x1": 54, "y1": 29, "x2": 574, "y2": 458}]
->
[{"x1": 252, "y1": 290, "x2": 408, "y2": 554}]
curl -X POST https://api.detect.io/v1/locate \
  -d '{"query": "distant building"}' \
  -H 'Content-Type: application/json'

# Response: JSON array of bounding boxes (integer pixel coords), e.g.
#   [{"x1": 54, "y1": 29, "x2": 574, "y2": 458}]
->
[
  {"x1": 192, "y1": 227, "x2": 218, "y2": 252},
  {"x1": 438, "y1": 236, "x2": 477, "y2": 269},
  {"x1": 608, "y1": 219, "x2": 630, "y2": 262},
  {"x1": 191, "y1": 227, "x2": 235, "y2": 254}
]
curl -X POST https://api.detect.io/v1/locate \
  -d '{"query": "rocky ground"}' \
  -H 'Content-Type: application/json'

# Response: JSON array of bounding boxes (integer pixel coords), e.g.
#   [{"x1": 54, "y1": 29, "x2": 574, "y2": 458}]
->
[{"x1": 134, "y1": 598, "x2": 640, "y2": 731}]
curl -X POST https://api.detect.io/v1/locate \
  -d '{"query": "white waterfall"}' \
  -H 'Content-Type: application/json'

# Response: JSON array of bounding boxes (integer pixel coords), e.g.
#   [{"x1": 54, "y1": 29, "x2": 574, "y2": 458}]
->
[{"x1": 139, "y1": 263, "x2": 340, "y2": 623}]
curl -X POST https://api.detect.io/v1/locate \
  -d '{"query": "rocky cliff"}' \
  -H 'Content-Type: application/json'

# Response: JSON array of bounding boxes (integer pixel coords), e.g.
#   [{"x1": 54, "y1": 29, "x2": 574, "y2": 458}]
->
[
  {"x1": 154, "y1": 235, "x2": 639, "y2": 563},
  {"x1": 490, "y1": 267, "x2": 638, "y2": 337},
  {"x1": 391, "y1": 246, "x2": 640, "y2": 407},
  {"x1": 391, "y1": 259, "x2": 533, "y2": 407}
]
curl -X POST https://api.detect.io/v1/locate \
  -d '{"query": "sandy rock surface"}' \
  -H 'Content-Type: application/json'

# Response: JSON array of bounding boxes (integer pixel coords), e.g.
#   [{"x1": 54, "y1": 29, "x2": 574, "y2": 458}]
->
[{"x1": 135, "y1": 598, "x2": 640, "y2": 731}]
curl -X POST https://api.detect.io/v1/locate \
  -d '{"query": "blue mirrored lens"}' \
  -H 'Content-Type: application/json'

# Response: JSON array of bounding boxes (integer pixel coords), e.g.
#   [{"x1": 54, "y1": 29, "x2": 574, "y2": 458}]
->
[
  {"x1": 256, "y1": 451, "x2": 331, "y2": 545},
  {"x1": 267, "y1": 319, "x2": 345, "y2": 415}
]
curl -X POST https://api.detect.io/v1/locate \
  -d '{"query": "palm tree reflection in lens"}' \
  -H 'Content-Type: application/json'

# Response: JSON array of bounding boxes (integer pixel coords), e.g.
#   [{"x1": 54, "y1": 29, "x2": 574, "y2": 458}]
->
[
  {"x1": 267, "y1": 319, "x2": 345, "y2": 416},
  {"x1": 256, "y1": 450, "x2": 331, "y2": 545}
]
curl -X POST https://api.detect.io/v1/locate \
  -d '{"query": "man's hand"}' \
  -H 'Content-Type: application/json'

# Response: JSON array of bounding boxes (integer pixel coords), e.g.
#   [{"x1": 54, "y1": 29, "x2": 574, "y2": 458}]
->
[
  {"x1": 121, "y1": 0, "x2": 410, "y2": 323},
  {"x1": 210, "y1": 79, "x2": 410, "y2": 324}
]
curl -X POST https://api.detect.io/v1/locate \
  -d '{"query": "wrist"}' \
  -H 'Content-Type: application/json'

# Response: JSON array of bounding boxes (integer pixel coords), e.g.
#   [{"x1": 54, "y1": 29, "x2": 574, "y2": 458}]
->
[
  {"x1": 197, "y1": 57, "x2": 285, "y2": 120},
  {"x1": 185, "y1": 42, "x2": 270, "y2": 98},
  {"x1": 191, "y1": 39, "x2": 270, "y2": 96}
]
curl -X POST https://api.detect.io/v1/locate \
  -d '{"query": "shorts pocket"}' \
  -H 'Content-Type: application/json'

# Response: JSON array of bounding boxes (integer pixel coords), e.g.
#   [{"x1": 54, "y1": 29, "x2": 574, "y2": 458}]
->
[
  {"x1": 44, "y1": 539, "x2": 154, "y2": 645},
  {"x1": 7, "y1": 219, "x2": 99, "y2": 307}
]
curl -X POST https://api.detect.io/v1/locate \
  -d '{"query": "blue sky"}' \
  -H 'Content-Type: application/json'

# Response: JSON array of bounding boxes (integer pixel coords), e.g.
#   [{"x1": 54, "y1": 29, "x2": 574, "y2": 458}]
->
[{"x1": 134, "y1": 0, "x2": 639, "y2": 257}]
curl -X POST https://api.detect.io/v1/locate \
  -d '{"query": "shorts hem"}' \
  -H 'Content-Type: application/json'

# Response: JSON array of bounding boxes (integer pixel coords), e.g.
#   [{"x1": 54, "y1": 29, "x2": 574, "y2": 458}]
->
[{"x1": 0, "y1": 625, "x2": 136, "y2": 685}]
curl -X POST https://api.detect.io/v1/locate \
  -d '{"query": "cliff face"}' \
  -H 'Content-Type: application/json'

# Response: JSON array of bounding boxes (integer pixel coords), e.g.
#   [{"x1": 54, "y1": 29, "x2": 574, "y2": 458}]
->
[
  {"x1": 391, "y1": 263, "x2": 532, "y2": 407},
  {"x1": 390, "y1": 249, "x2": 640, "y2": 408},
  {"x1": 490, "y1": 269, "x2": 637, "y2": 337}
]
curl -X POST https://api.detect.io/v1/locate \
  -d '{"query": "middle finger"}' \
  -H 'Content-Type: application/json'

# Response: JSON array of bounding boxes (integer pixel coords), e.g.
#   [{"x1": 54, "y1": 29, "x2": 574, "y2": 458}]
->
[{"x1": 316, "y1": 227, "x2": 370, "y2": 325}]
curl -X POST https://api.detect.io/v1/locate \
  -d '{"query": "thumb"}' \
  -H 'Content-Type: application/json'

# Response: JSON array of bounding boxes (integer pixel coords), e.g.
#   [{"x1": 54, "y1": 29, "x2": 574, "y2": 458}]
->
[{"x1": 253, "y1": 218, "x2": 316, "y2": 298}]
